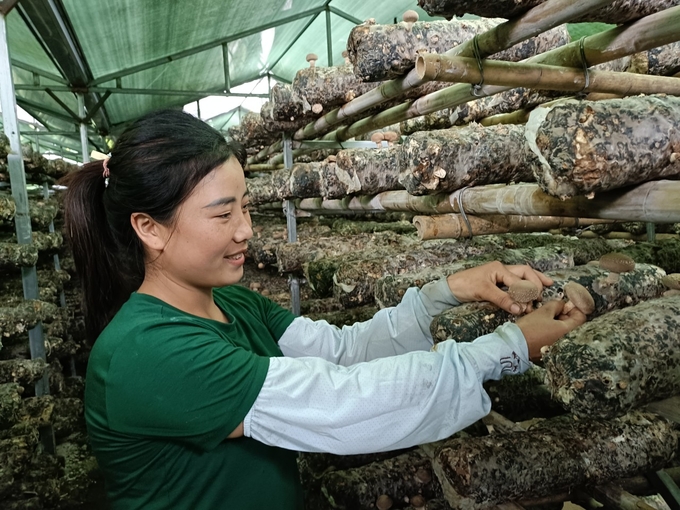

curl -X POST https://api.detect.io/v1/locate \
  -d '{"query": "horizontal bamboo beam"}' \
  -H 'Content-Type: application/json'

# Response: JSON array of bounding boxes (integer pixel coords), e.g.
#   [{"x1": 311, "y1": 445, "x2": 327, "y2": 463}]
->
[
  {"x1": 413, "y1": 214, "x2": 612, "y2": 240},
  {"x1": 416, "y1": 55, "x2": 680, "y2": 96},
  {"x1": 296, "y1": 181, "x2": 680, "y2": 223},
  {"x1": 246, "y1": 0, "x2": 618, "y2": 164},
  {"x1": 264, "y1": 5, "x2": 680, "y2": 166}
]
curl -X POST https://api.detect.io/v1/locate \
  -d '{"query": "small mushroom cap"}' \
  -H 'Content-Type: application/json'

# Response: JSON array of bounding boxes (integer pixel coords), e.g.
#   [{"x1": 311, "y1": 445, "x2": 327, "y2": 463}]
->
[
  {"x1": 306, "y1": 53, "x2": 318, "y2": 62},
  {"x1": 341, "y1": 50, "x2": 348, "y2": 58},
  {"x1": 563, "y1": 281, "x2": 595, "y2": 315},
  {"x1": 403, "y1": 9, "x2": 419, "y2": 23},
  {"x1": 376, "y1": 494, "x2": 393, "y2": 510},
  {"x1": 661, "y1": 273, "x2": 680, "y2": 290},
  {"x1": 383, "y1": 131, "x2": 399, "y2": 142},
  {"x1": 410, "y1": 495, "x2": 426, "y2": 508},
  {"x1": 370, "y1": 132, "x2": 385, "y2": 143},
  {"x1": 599, "y1": 252, "x2": 635, "y2": 273},
  {"x1": 507, "y1": 280, "x2": 541, "y2": 303}
]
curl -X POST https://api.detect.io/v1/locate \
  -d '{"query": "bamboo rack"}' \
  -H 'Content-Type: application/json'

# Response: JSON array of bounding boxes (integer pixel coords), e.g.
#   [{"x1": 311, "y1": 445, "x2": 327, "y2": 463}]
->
[
  {"x1": 251, "y1": 2, "x2": 680, "y2": 165},
  {"x1": 415, "y1": 55, "x2": 680, "y2": 97},
  {"x1": 295, "y1": 181, "x2": 680, "y2": 223},
  {"x1": 247, "y1": 0, "x2": 620, "y2": 164}
]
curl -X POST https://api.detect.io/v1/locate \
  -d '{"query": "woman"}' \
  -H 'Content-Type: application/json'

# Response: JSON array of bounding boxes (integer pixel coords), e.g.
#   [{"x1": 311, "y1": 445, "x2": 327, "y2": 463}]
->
[{"x1": 63, "y1": 109, "x2": 585, "y2": 510}]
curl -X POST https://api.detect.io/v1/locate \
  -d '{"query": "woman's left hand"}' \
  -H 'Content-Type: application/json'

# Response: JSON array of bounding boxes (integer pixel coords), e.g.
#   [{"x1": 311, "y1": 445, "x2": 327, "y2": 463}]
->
[{"x1": 446, "y1": 261, "x2": 553, "y2": 315}]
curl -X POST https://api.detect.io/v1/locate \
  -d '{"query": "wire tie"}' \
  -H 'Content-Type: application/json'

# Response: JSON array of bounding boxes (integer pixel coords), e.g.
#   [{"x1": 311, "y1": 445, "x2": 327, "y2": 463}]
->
[
  {"x1": 579, "y1": 37, "x2": 591, "y2": 93},
  {"x1": 457, "y1": 186, "x2": 474, "y2": 238},
  {"x1": 471, "y1": 35, "x2": 485, "y2": 97}
]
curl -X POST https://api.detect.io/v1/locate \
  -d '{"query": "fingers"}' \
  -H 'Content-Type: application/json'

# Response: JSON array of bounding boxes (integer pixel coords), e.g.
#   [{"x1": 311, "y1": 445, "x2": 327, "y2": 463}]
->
[
  {"x1": 506, "y1": 264, "x2": 554, "y2": 290},
  {"x1": 559, "y1": 307, "x2": 587, "y2": 329},
  {"x1": 483, "y1": 282, "x2": 524, "y2": 315},
  {"x1": 535, "y1": 299, "x2": 565, "y2": 318}
]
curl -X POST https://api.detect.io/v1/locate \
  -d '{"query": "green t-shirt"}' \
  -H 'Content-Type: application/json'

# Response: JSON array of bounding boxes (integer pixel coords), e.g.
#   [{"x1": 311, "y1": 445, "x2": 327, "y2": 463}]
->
[{"x1": 85, "y1": 285, "x2": 301, "y2": 510}]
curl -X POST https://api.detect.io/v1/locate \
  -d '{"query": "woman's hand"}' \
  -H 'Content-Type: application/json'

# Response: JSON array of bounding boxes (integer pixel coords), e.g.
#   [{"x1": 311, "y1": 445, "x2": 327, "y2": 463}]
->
[
  {"x1": 515, "y1": 300, "x2": 586, "y2": 360},
  {"x1": 446, "y1": 262, "x2": 553, "y2": 315}
]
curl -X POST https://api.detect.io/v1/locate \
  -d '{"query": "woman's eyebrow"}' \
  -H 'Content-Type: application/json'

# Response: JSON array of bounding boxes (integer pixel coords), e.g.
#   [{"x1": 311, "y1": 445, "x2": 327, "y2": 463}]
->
[
  {"x1": 203, "y1": 191, "x2": 250, "y2": 208},
  {"x1": 203, "y1": 196, "x2": 236, "y2": 208}
]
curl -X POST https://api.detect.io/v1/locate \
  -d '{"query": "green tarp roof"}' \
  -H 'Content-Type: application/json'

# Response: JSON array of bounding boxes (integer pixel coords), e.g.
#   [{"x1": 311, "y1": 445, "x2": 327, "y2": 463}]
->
[{"x1": 4, "y1": 0, "x2": 439, "y2": 158}]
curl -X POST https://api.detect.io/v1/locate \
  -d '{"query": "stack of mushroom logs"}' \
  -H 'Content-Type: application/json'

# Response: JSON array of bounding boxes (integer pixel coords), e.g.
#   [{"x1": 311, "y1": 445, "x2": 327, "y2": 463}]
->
[
  {"x1": 0, "y1": 138, "x2": 98, "y2": 509},
  {"x1": 232, "y1": 5, "x2": 680, "y2": 508}
]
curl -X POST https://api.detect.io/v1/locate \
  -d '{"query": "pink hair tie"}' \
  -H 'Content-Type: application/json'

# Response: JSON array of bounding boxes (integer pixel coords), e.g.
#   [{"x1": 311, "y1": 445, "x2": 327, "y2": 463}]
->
[{"x1": 102, "y1": 158, "x2": 111, "y2": 178}]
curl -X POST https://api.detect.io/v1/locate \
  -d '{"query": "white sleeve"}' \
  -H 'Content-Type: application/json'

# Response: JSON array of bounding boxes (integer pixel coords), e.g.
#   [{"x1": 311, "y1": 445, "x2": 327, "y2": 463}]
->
[
  {"x1": 244, "y1": 322, "x2": 531, "y2": 455},
  {"x1": 277, "y1": 278, "x2": 461, "y2": 365}
]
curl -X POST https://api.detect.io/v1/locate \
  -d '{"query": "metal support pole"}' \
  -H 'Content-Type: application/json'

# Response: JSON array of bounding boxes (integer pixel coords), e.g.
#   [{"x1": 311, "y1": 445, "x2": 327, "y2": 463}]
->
[
  {"x1": 196, "y1": 99, "x2": 201, "y2": 120},
  {"x1": 646, "y1": 222, "x2": 656, "y2": 242},
  {"x1": 0, "y1": 12, "x2": 55, "y2": 455},
  {"x1": 77, "y1": 93, "x2": 89, "y2": 163},
  {"x1": 222, "y1": 43, "x2": 231, "y2": 93},
  {"x1": 325, "y1": 6, "x2": 333, "y2": 67},
  {"x1": 282, "y1": 133, "x2": 300, "y2": 316}
]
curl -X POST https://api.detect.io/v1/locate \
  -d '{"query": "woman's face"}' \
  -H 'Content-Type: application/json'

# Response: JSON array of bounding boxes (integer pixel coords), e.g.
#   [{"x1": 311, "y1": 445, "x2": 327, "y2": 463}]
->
[{"x1": 152, "y1": 156, "x2": 253, "y2": 290}]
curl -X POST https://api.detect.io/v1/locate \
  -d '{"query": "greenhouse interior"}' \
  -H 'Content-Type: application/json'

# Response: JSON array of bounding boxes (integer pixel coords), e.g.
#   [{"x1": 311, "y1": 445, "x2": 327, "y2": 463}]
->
[{"x1": 1, "y1": 0, "x2": 680, "y2": 509}]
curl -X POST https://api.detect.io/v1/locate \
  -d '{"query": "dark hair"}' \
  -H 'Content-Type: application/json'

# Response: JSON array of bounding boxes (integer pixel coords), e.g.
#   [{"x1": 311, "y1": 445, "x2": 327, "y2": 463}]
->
[{"x1": 61, "y1": 109, "x2": 245, "y2": 341}]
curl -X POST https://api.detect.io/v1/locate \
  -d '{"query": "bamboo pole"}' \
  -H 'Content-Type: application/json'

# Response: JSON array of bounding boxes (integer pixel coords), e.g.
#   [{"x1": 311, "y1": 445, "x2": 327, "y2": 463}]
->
[
  {"x1": 244, "y1": 163, "x2": 285, "y2": 171},
  {"x1": 246, "y1": 0, "x2": 618, "y2": 164},
  {"x1": 266, "y1": 5, "x2": 680, "y2": 165},
  {"x1": 416, "y1": 54, "x2": 680, "y2": 96},
  {"x1": 412, "y1": 214, "x2": 612, "y2": 240},
  {"x1": 295, "y1": 181, "x2": 680, "y2": 223}
]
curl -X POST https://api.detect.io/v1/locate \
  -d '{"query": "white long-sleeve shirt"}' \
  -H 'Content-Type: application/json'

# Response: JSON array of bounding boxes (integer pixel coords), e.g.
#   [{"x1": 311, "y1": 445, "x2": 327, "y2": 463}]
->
[{"x1": 244, "y1": 278, "x2": 531, "y2": 455}]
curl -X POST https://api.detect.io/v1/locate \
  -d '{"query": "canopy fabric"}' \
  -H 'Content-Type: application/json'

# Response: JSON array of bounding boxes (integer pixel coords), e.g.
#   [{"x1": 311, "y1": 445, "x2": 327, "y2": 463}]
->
[{"x1": 4, "y1": 0, "x2": 439, "y2": 153}]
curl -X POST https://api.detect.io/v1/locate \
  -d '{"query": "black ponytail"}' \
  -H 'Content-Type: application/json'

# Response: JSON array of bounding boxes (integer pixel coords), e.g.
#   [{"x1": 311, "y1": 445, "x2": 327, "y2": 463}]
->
[{"x1": 61, "y1": 109, "x2": 244, "y2": 341}]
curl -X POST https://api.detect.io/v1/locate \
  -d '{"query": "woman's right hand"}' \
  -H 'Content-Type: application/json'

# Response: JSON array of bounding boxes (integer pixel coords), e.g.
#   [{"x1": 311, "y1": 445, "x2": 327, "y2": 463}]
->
[{"x1": 515, "y1": 300, "x2": 586, "y2": 360}]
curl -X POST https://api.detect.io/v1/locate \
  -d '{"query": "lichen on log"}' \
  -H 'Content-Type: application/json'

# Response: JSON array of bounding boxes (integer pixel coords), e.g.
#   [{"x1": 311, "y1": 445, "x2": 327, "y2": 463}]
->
[
  {"x1": 332, "y1": 236, "x2": 542, "y2": 308},
  {"x1": 347, "y1": 18, "x2": 568, "y2": 82},
  {"x1": 430, "y1": 263, "x2": 666, "y2": 344},
  {"x1": 483, "y1": 366, "x2": 563, "y2": 422},
  {"x1": 376, "y1": 237, "x2": 629, "y2": 307},
  {"x1": 0, "y1": 242, "x2": 38, "y2": 269},
  {"x1": 527, "y1": 95, "x2": 680, "y2": 199},
  {"x1": 321, "y1": 449, "x2": 442, "y2": 510},
  {"x1": 292, "y1": 63, "x2": 379, "y2": 113},
  {"x1": 0, "y1": 383, "x2": 23, "y2": 429},
  {"x1": 330, "y1": 219, "x2": 415, "y2": 236},
  {"x1": 400, "y1": 123, "x2": 538, "y2": 196},
  {"x1": 433, "y1": 411, "x2": 678, "y2": 510},
  {"x1": 1, "y1": 268, "x2": 70, "y2": 307},
  {"x1": 332, "y1": 147, "x2": 405, "y2": 198},
  {"x1": 0, "y1": 300, "x2": 59, "y2": 343},
  {"x1": 228, "y1": 112, "x2": 278, "y2": 153},
  {"x1": 278, "y1": 231, "x2": 421, "y2": 274},
  {"x1": 0, "y1": 359, "x2": 47, "y2": 387},
  {"x1": 416, "y1": 0, "x2": 680, "y2": 24},
  {"x1": 544, "y1": 294, "x2": 680, "y2": 419}
]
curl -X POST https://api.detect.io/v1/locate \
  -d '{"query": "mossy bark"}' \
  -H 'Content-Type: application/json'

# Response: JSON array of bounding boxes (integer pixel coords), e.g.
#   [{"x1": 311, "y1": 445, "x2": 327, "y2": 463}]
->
[
  {"x1": 400, "y1": 124, "x2": 538, "y2": 195},
  {"x1": 347, "y1": 19, "x2": 567, "y2": 82},
  {"x1": 528, "y1": 95, "x2": 680, "y2": 199},
  {"x1": 321, "y1": 449, "x2": 442, "y2": 510},
  {"x1": 332, "y1": 147, "x2": 404, "y2": 198},
  {"x1": 0, "y1": 359, "x2": 47, "y2": 387},
  {"x1": 0, "y1": 243, "x2": 38, "y2": 269},
  {"x1": 375, "y1": 237, "x2": 624, "y2": 307},
  {"x1": 278, "y1": 231, "x2": 420, "y2": 274},
  {"x1": 227, "y1": 112, "x2": 278, "y2": 153},
  {"x1": 430, "y1": 263, "x2": 666, "y2": 344},
  {"x1": 333, "y1": 239, "x2": 492, "y2": 308},
  {"x1": 544, "y1": 294, "x2": 680, "y2": 419},
  {"x1": 292, "y1": 63, "x2": 379, "y2": 112},
  {"x1": 433, "y1": 411, "x2": 678, "y2": 510},
  {"x1": 416, "y1": 0, "x2": 680, "y2": 23},
  {"x1": 0, "y1": 301, "x2": 59, "y2": 345},
  {"x1": 483, "y1": 367, "x2": 564, "y2": 422}
]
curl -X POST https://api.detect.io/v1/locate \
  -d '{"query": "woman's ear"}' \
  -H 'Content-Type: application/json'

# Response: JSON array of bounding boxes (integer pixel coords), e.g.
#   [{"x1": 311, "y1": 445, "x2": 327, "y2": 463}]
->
[{"x1": 130, "y1": 212, "x2": 168, "y2": 253}]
